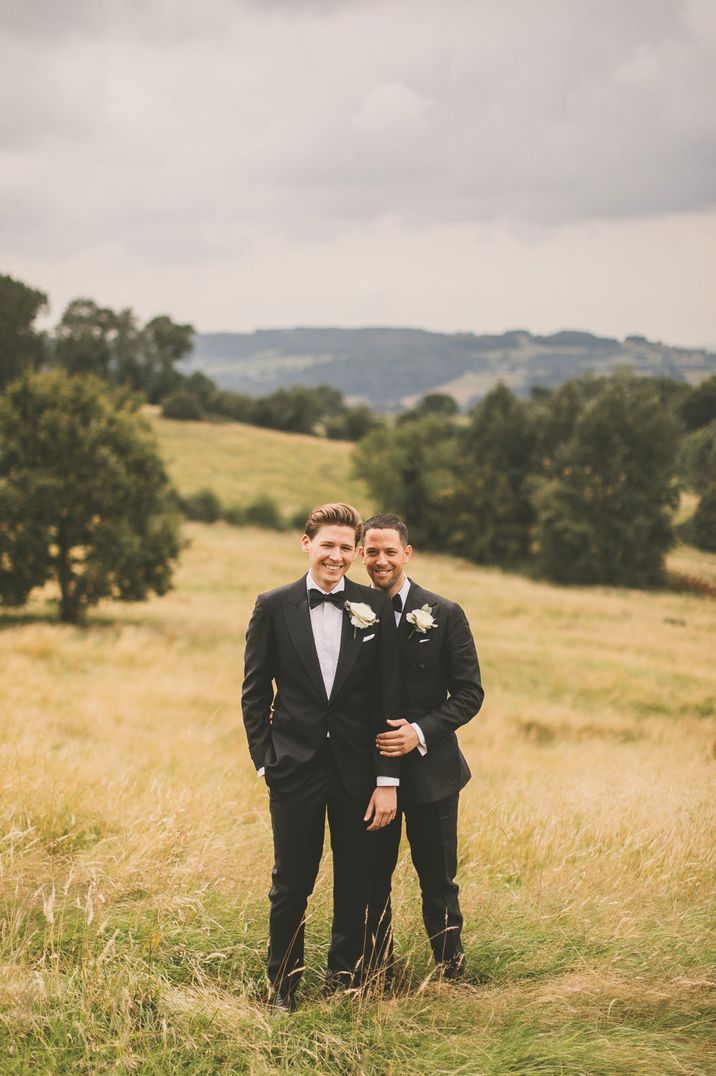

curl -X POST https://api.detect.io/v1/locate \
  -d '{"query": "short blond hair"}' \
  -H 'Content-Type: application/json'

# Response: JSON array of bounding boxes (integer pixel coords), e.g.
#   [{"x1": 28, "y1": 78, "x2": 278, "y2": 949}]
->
[{"x1": 303, "y1": 503, "x2": 363, "y2": 543}]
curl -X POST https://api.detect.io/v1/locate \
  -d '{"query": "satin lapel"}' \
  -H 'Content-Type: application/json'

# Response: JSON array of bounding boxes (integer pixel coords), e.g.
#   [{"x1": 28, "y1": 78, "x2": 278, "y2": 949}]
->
[
  {"x1": 282, "y1": 579, "x2": 328, "y2": 705},
  {"x1": 329, "y1": 581, "x2": 368, "y2": 702},
  {"x1": 399, "y1": 579, "x2": 427, "y2": 642}
]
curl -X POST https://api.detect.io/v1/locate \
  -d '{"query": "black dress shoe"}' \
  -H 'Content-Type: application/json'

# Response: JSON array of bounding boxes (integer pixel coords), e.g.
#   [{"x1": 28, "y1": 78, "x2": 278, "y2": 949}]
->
[
  {"x1": 324, "y1": 971, "x2": 355, "y2": 997},
  {"x1": 438, "y1": 954, "x2": 466, "y2": 981},
  {"x1": 270, "y1": 989, "x2": 296, "y2": 1014}
]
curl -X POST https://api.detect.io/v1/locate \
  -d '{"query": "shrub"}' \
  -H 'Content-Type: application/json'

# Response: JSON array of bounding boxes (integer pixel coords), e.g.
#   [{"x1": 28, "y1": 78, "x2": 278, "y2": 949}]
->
[{"x1": 161, "y1": 389, "x2": 204, "y2": 420}]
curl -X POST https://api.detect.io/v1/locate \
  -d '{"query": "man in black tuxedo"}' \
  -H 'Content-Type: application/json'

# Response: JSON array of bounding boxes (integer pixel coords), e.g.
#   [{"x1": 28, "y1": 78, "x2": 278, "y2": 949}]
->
[
  {"x1": 242, "y1": 503, "x2": 401, "y2": 1010},
  {"x1": 360, "y1": 513, "x2": 484, "y2": 980}
]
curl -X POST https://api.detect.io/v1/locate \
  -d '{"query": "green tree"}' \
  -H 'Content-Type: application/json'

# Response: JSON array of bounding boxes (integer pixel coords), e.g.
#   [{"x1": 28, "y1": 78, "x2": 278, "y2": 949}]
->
[
  {"x1": 451, "y1": 383, "x2": 536, "y2": 565},
  {"x1": 53, "y1": 300, "x2": 194, "y2": 399},
  {"x1": 141, "y1": 315, "x2": 194, "y2": 402},
  {"x1": 677, "y1": 420, "x2": 716, "y2": 494},
  {"x1": 534, "y1": 377, "x2": 679, "y2": 586},
  {"x1": 0, "y1": 370, "x2": 181, "y2": 623},
  {"x1": 161, "y1": 388, "x2": 205, "y2": 420},
  {"x1": 0, "y1": 273, "x2": 48, "y2": 389},
  {"x1": 397, "y1": 392, "x2": 459, "y2": 425},
  {"x1": 325, "y1": 405, "x2": 382, "y2": 441},
  {"x1": 679, "y1": 375, "x2": 716, "y2": 431},
  {"x1": 354, "y1": 416, "x2": 460, "y2": 546},
  {"x1": 689, "y1": 487, "x2": 716, "y2": 552}
]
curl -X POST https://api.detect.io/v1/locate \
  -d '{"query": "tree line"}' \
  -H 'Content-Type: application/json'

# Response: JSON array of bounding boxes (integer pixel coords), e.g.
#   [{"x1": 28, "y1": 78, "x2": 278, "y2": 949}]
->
[
  {"x1": 353, "y1": 375, "x2": 716, "y2": 586},
  {"x1": 0, "y1": 272, "x2": 381, "y2": 440},
  {"x1": 1, "y1": 270, "x2": 715, "y2": 622}
]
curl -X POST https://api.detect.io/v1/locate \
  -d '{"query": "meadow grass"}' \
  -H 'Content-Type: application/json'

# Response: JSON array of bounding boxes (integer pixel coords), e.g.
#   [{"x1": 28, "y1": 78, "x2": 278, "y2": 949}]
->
[
  {"x1": 150, "y1": 412, "x2": 373, "y2": 517},
  {"x1": 1, "y1": 522, "x2": 715, "y2": 1074}
]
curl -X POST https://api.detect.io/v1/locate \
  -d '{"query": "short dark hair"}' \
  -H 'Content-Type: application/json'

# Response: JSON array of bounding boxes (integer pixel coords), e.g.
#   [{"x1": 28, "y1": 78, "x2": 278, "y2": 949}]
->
[
  {"x1": 361, "y1": 513, "x2": 409, "y2": 546},
  {"x1": 304, "y1": 503, "x2": 363, "y2": 543}
]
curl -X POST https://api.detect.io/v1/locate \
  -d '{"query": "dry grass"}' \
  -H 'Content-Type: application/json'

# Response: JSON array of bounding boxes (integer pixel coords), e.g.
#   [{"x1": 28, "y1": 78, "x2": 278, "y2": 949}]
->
[
  {"x1": 1, "y1": 523, "x2": 715, "y2": 1073},
  {"x1": 150, "y1": 411, "x2": 373, "y2": 515}
]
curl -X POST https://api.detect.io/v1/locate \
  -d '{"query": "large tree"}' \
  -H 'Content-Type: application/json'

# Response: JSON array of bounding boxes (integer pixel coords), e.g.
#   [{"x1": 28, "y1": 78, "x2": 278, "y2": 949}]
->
[
  {"x1": 53, "y1": 300, "x2": 194, "y2": 399},
  {"x1": 354, "y1": 416, "x2": 460, "y2": 547},
  {"x1": 534, "y1": 376, "x2": 679, "y2": 586},
  {"x1": 0, "y1": 370, "x2": 181, "y2": 623},
  {"x1": 451, "y1": 383, "x2": 536, "y2": 565},
  {"x1": 0, "y1": 273, "x2": 48, "y2": 390}
]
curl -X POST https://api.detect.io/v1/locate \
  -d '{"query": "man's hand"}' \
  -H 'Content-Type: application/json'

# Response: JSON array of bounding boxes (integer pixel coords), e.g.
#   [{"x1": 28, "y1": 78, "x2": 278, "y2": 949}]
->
[
  {"x1": 364, "y1": 786, "x2": 397, "y2": 831},
  {"x1": 377, "y1": 718, "x2": 419, "y2": 757}
]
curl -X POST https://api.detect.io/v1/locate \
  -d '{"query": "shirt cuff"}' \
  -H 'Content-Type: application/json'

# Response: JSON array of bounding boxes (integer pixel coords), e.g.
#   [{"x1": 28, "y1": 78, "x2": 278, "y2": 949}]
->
[
  {"x1": 257, "y1": 767, "x2": 265, "y2": 777},
  {"x1": 376, "y1": 776, "x2": 400, "y2": 787},
  {"x1": 411, "y1": 722, "x2": 428, "y2": 756}
]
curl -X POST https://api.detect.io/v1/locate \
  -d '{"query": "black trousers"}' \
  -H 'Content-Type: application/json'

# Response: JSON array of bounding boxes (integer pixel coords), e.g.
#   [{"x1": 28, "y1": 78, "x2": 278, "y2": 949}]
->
[
  {"x1": 368, "y1": 793, "x2": 464, "y2": 972},
  {"x1": 267, "y1": 753, "x2": 377, "y2": 994}
]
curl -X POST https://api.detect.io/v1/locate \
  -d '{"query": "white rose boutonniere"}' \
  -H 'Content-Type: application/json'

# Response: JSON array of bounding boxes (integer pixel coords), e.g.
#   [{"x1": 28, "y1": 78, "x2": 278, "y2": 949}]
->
[
  {"x1": 344, "y1": 600, "x2": 380, "y2": 638},
  {"x1": 406, "y1": 604, "x2": 438, "y2": 637}
]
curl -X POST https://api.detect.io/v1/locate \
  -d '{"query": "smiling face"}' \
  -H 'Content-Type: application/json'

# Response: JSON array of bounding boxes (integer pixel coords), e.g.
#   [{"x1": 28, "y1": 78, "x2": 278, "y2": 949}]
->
[
  {"x1": 360, "y1": 527, "x2": 412, "y2": 598},
  {"x1": 301, "y1": 524, "x2": 358, "y2": 591}
]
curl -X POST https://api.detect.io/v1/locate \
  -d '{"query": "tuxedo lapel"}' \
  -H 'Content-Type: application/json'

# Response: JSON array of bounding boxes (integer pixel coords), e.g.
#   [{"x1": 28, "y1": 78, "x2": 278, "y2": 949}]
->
[
  {"x1": 399, "y1": 579, "x2": 428, "y2": 641},
  {"x1": 329, "y1": 580, "x2": 368, "y2": 702},
  {"x1": 282, "y1": 578, "x2": 328, "y2": 705}
]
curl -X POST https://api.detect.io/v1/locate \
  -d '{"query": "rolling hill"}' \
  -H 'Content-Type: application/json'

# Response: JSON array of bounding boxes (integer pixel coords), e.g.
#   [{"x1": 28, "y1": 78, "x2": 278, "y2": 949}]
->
[{"x1": 185, "y1": 327, "x2": 716, "y2": 410}]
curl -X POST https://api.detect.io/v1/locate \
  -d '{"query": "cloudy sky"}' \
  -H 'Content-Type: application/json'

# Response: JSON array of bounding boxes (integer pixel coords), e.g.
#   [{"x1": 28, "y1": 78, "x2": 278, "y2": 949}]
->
[{"x1": 2, "y1": 0, "x2": 715, "y2": 345}]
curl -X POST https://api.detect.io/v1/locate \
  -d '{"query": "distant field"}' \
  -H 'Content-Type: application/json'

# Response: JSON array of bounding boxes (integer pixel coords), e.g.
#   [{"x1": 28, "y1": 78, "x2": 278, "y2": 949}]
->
[
  {"x1": 149, "y1": 410, "x2": 374, "y2": 517},
  {"x1": 1, "y1": 524, "x2": 715, "y2": 1074}
]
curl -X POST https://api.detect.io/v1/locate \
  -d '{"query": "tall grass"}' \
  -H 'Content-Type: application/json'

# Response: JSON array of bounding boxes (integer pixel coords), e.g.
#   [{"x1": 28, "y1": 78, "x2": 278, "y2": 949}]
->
[{"x1": 1, "y1": 524, "x2": 714, "y2": 1073}]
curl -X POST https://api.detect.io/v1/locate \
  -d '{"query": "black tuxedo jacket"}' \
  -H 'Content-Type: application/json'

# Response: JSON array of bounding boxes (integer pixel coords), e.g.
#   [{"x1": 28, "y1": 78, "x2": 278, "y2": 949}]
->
[
  {"x1": 242, "y1": 575, "x2": 401, "y2": 800},
  {"x1": 398, "y1": 579, "x2": 484, "y2": 806}
]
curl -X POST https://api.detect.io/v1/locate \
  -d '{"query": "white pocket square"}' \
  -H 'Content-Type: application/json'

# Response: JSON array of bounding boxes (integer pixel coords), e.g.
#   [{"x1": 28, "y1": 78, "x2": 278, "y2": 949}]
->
[
  {"x1": 362, "y1": 633, "x2": 376, "y2": 643},
  {"x1": 419, "y1": 638, "x2": 431, "y2": 643}
]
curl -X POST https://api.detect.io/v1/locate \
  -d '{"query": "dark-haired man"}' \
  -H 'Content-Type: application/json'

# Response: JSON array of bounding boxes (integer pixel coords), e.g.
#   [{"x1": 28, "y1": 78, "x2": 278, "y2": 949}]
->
[
  {"x1": 242, "y1": 503, "x2": 400, "y2": 1010},
  {"x1": 360, "y1": 513, "x2": 484, "y2": 980}
]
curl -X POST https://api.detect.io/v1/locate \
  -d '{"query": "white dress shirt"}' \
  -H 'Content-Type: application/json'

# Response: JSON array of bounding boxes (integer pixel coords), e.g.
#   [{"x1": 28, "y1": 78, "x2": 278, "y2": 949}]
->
[{"x1": 307, "y1": 571, "x2": 344, "y2": 698}]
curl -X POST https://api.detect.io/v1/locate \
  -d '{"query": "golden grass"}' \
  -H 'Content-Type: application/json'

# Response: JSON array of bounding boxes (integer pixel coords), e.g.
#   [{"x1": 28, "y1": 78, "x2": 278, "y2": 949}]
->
[
  {"x1": 1, "y1": 524, "x2": 715, "y2": 1072},
  {"x1": 149, "y1": 410, "x2": 373, "y2": 515}
]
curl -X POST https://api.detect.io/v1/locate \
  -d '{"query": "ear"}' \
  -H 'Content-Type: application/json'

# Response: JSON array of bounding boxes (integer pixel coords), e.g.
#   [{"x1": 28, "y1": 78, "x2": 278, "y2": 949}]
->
[
  {"x1": 358, "y1": 545, "x2": 365, "y2": 561},
  {"x1": 300, "y1": 533, "x2": 311, "y2": 554},
  {"x1": 403, "y1": 544, "x2": 414, "y2": 564}
]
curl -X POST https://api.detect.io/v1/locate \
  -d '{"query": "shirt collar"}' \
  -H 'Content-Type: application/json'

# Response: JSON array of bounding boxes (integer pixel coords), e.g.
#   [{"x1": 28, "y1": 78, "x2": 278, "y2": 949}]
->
[
  {"x1": 306, "y1": 571, "x2": 346, "y2": 596},
  {"x1": 370, "y1": 575, "x2": 411, "y2": 606},
  {"x1": 396, "y1": 576, "x2": 411, "y2": 608}
]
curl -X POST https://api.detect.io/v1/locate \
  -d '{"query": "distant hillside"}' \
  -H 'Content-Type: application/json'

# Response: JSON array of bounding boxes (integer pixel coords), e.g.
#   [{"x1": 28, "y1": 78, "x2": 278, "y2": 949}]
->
[{"x1": 184, "y1": 328, "x2": 716, "y2": 410}]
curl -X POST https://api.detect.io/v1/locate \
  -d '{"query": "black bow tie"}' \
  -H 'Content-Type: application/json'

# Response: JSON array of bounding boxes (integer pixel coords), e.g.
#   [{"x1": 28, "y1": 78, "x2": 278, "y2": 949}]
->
[
  {"x1": 309, "y1": 588, "x2": 345, "y2": 610},
  {"x1": 392, "y1": 593, "x2": 403, "y2": 613}
]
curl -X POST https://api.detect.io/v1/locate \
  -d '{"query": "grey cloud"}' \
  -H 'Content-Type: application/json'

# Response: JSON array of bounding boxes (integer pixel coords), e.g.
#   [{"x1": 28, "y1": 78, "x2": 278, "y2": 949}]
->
[{"x1": 1, "y1": 0, "x2": 714, "y2": 269}]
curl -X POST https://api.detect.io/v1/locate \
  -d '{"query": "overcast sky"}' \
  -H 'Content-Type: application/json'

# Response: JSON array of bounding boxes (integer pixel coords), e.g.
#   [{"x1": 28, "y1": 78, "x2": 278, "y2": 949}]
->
[{"x1": 2, "y1": 0, "x2": 715, "y2": 345}]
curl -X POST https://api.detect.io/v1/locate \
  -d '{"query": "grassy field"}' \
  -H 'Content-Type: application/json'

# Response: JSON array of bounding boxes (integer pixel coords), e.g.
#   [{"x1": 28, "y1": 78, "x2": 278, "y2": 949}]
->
[
  {"x1": 1, "y1": 510, "x2": 715, "y2": 1073},
  {"x1": 150, "y1": 411, "x2": 373, "y2": 517}
]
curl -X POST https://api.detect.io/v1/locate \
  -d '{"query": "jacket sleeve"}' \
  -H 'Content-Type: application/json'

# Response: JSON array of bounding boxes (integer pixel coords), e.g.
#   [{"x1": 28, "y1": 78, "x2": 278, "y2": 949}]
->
[
  {"x1": 374, "y1": 589, "x2": 401, "y2": 782},
  {"x1": 241, "y1": 594, "x2": 275, "y2": 771},
  {"x1": 417, "y1": 602, "x2": 484, "y2": 750}
]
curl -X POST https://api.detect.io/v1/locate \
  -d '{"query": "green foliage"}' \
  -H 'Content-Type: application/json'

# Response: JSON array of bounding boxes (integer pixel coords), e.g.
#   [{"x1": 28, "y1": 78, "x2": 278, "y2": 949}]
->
[
  {"x1": 161, "y1": 389, "x2": 205, "y2": 421},
  {"x1": 689, "y1": 487, "x2": 716, "y2": 552},
  {"x1": 451, "y1": 384, "x2": 536, "y2": 565},
  {"x1": 0, "y1": 272, "x2": 48, "y2": 389},
  {"x1": 677, "y1": 420, "x2": 716, "y2": 494},
  {"x1": 243, "y1": 495, "x2": 286, "y2": 530},
  {"x1": 252, "y1": 385, "x2": 340, "y2": 435},
  {"x1": 534, "y1": 377, "x2": 679, "y2": 586},
  {"x1": 53, "y1": 299, "x2": 193, "y2": 401},
  {"x1": 325, "y1": 405, "x2": 382, "y2": 441},
  {"x1": 178, "y1": 487, "x2": 223, "y2": 523},
  {"x1": 397, "y1": 392, "x2": 459, "y2": 425},
  {"x1": 354, "y1": 416, "x2": 459, "y2": 546},
  {"x1": 679, "y1": 374, "x2": 716, "y2": 431},
  {"x1": 0, "y1": 370, "x2": 181, "y2": 622}
]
